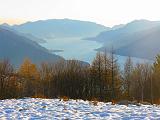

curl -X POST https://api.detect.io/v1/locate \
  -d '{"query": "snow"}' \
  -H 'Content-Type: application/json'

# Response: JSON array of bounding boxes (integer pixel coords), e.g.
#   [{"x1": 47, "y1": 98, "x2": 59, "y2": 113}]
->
[{"x1": 0, "y1": 98, "x2": 160, "y2": 119}]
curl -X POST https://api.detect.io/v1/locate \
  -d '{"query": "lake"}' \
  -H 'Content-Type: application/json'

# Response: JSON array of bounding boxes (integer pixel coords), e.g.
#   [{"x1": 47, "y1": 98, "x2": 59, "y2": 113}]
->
[
  {"x1": 40, "y1": 37, "x2": 152, "y2": 67},
  {"x1": 40, "y1": 37, "x2": 102, "y2": 63}
]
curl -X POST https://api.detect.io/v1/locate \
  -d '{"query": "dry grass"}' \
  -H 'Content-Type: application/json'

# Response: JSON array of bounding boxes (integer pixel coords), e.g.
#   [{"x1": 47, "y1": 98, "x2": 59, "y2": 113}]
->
[
  {"x1": 32, "y1": 94, "x2": 48, "y2": 99},
  {"x1": 111, "y1": 100, "x2": 116, "y2": 105},
  {"x1": 61, "y1": 96, "x2": 69, "y2": 101},
  {"x1": 89, "y1": 98, "x2": 99, "y2": 106},
  {"x1": 154, "y1": 99, "x2": 160, "y2": 105}
]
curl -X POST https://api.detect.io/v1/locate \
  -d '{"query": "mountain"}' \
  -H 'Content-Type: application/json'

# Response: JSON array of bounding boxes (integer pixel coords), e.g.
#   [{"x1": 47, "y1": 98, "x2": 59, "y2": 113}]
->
[
  {"x1": 13, "y1": 19, "x2": 109, "y2": 39},
  {"x1": 89, "y1": 20, "x2": 160, "y2": 60},
  {"x1": 0, "y1": 27, "x2": 63, "y2": 65},
  {"x1": 116, "y1": 26, "x2": 160, "y2": 60},
  {"x1": 90, "y1": 20, "x2": 160, "y2": 49}
]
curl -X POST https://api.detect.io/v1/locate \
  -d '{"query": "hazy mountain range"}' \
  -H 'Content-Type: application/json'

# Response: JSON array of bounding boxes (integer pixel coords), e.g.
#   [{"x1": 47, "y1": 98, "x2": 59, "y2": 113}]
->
[
  {"x1": 1, "y1": 19, "x2": 160, "y2": 65},
  {"x1": 11, "y1": 19, "x2": 110, "y2": 63},
  {"x1": 13, "y1": 19, "x2": 109, "y2": 39}
]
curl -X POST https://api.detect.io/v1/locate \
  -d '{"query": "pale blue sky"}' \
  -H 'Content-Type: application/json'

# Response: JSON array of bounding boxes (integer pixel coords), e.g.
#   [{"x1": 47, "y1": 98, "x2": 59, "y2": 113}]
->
[{"x1": 0, "y1": 0, "x2": 160, "y2": 27}]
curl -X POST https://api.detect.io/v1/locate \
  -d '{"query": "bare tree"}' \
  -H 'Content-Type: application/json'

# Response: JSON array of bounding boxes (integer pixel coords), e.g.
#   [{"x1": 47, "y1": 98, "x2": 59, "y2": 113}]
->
[
  {"x1": 123, "y1": 56, "x2": 133, "y2": 100},
  {"x1": 0, "y1": 60, "x2": 14, "y2": 99},
  {"x1": 133, "y1": 63, "x2": 152, "y2": 102},
  {"x1": 109, "y1": 47, "x2": 119, "y2": 100}
]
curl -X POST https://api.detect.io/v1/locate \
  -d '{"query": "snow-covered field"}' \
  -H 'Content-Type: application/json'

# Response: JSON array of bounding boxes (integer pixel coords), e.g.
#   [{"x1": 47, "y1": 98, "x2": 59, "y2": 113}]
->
[{"x1": 0, "y1": 98, "x2": 160, "y2": 120}]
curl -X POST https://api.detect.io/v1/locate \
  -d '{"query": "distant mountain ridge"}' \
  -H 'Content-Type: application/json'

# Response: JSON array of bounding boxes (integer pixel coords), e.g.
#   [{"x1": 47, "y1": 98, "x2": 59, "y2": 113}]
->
[
  {"x1": 90, "y1": 20, "x2": 160, "y2": 47},
  {"x1": 90, "y1": 20, "x2": 160, "y2": 60},
  {"x1": 13, "y1": 19, "x2": 110, "y2": 39}
]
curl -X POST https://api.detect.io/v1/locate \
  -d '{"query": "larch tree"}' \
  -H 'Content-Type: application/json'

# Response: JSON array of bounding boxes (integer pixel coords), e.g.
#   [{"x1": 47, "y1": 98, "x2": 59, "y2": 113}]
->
[
  {"x1": 90, "y1": 52, "x2": 104, "y2": 100},
  {"x1": 18, "y1": 58, "x2": 39, "y2": 97},
  {"x1": 152, "y1": 55, "x2": 160, "y2": 102},
  {"x1": 108, "y1": 48, "x2": 121, "y2": 101}
]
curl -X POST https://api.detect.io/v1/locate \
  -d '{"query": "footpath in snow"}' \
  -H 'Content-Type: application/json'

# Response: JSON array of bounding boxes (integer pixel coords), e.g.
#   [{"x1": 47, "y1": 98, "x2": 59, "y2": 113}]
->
[{"x1": 0, "y1": 98, "x2": 160, "y2": 119}]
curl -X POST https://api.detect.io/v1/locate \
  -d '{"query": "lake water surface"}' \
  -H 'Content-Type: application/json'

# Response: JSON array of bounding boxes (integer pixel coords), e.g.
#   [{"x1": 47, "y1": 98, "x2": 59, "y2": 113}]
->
[{"x1": 41, "y1": 37, "x2": 102, "y2": 63}]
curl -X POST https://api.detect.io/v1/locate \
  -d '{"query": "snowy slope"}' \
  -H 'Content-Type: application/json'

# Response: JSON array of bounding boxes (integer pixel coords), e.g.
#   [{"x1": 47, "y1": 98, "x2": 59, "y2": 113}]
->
[{"x1": 0, "y1": 98, "x2": 160, "y2": 119}]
